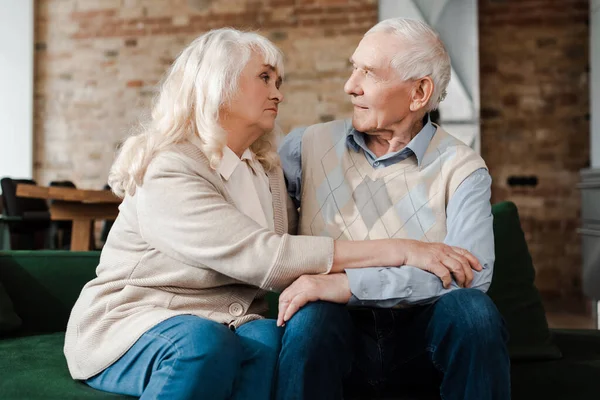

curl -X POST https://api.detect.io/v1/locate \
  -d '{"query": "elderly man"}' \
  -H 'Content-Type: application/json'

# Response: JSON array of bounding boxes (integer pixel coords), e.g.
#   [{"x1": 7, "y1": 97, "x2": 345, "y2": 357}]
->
[{"x1": 275, "y1": 18, "x2": 510, "y2": 400}]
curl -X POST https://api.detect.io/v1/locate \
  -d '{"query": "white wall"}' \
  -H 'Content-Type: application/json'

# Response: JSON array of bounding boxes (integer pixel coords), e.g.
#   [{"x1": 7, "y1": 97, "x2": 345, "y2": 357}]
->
[
  {"x1": 592, "y1": 0, "x2": 600, "y2": 168},
  {"x1": 0, "y1": 0, "x2": 34, "y2": 182}
]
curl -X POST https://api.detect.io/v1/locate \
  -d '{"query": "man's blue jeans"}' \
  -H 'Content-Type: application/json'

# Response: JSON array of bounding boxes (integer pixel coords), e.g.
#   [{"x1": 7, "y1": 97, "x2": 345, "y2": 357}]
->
[
  {"x1": 85, "y1": 315, "x2": 282, "y2": 400},
  {"x1": 348, "y1": 289, "x2": 510, "y2": 400},
  {"x1": 275, "y1": 301, "x2": 355, "y2": 400},
  {"x1": 276, "y1": 289, "x2": 510, "y2": 400}
]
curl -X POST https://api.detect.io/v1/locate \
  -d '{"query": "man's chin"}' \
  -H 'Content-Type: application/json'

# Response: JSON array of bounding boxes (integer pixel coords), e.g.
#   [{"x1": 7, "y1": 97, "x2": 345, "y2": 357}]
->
[{"x1": 351, "y1": 116, "x2": 374, "y2": 133}]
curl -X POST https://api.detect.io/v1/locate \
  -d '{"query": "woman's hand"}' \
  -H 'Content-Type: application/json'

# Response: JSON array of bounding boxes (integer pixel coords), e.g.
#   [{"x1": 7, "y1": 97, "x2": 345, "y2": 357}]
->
[
  {"x1": 403, "y1": 240, "x2": 482, "y2": 289},
  {"x1": 277, "y1": 273, "x2": 351, "y2": 327}
]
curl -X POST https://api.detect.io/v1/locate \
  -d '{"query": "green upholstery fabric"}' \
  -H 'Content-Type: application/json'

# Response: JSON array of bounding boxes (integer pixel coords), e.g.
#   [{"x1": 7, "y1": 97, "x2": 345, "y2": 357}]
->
[
  {"x1": 0, "y1": 280, "x2": 21, "y2": 333},
  {"x1": 487, "y1": 202, "x2": 562, "y2": 360},
  {"x1": 0, "y1": 332, "x2": 130, "y2": 400},
  {"x1": 0, "y1": 251, "x2": 99, "y2": 335},
  {"x1": 510, "y1": 329, "x2": 600, "y2": 400}
]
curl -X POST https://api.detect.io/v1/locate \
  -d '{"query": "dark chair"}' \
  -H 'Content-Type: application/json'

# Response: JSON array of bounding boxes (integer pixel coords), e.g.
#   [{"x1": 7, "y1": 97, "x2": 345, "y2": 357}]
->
[
  {"x1": 0, "y1": 178, "x2": 51, "y2": 250},
  {"x1": 48, "y1": 180, "x2": 77, "y2": 250}
]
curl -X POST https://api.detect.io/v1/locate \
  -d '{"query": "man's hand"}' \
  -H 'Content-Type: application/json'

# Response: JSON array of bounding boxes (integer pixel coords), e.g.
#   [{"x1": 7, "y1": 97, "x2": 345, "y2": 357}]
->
[
  {"x1": 277, "y1": 273, "x2": 351, "y2": 327},
  {"x1": 404, "y1": 240, "x2": 483, "y2": 289}
]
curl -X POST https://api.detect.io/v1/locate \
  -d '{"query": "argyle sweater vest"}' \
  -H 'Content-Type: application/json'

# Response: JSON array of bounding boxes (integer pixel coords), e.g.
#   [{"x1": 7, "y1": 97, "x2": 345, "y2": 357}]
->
[{"x1": 299, "y1": 119, "x2": 487, "y2": 242}]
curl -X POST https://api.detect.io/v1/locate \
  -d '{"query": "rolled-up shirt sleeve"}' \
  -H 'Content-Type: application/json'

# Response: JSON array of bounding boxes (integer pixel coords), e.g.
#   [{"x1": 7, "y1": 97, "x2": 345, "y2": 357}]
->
[{"x1": 346, "y1": 168, "x2": 495, "y2": 307}]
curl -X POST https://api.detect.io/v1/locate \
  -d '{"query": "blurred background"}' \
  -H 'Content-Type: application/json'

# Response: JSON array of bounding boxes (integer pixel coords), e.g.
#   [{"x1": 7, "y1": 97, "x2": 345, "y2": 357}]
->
[{"x1": 0, "y1": 0, "x2": 598, "y2": 329}]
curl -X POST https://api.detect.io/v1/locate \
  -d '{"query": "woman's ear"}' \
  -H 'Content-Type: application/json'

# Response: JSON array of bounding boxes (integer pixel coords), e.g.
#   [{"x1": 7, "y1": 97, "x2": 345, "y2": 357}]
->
[{"x1": 409, "y1": 76, "x2": 434, "y2": 112}]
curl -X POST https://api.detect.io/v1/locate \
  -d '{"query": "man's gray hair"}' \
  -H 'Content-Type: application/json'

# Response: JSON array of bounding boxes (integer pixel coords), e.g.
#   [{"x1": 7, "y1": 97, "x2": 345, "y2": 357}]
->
[{"x1": 366, "y1": 18, "x2": 451, "y2": 111}]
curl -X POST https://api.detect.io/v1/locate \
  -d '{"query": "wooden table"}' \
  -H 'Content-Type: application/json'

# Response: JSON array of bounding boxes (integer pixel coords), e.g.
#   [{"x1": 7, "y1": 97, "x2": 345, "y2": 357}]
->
[{"x1": 15, "y1": 184, "x2": 121, "y2": 251}]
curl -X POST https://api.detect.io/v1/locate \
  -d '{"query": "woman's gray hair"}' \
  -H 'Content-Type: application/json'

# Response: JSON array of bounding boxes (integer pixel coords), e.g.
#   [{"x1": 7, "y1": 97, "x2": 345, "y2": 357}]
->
[
  {"x1": 366, "y1": 18, "x2": 451, "y2": 111},
  {"x1": 109, "y1": 28, "x2": 284, "y2": 198}
]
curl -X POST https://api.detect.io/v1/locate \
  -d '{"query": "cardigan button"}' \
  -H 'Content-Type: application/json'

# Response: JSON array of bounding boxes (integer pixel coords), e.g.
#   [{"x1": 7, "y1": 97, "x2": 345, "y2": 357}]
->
[{"x1": 229, "y1": 302, "x2": 244, "y2": 317}]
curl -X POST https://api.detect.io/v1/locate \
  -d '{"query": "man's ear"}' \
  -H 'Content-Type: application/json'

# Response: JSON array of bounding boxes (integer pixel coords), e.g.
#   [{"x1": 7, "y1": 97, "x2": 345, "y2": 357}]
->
[{"x1": 409, "y1": 76, "x2": 434, "y2": 112}]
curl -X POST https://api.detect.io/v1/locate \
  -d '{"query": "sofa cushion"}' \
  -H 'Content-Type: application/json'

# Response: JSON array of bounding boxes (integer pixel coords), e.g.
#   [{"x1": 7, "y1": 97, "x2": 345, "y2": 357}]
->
[
  {"x1": 0, "y1": 280, "x2": 21, "y2": 333},
  {"x1": 487, "y1": 202, "x2": 562, "y2": 360},
  {"x1": 0, "y1": 251, "x2": 99, "y2": 334},
  {"x1": 510, "y1": 329, "x2": 600, "y2": 400},
  {"x1": 0, "y1": 332, "x2": 129, "y2": 399}
]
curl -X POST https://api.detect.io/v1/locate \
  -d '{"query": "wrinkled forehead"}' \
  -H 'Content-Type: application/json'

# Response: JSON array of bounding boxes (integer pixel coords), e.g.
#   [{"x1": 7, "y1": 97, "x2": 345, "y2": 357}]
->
[{"x1": 352, "y1": 32, "x2": 402, "y2": 70}]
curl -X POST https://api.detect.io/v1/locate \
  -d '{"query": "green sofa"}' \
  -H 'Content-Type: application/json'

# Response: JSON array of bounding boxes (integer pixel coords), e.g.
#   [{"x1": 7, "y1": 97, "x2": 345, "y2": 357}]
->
[{"x1": 1, "y1": 202, "x2": 599, "y2": 400}]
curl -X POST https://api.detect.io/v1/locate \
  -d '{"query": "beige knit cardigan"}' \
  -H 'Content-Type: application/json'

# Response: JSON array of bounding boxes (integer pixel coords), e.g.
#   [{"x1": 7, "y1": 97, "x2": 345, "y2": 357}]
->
[{"x1": 64, "y1": 140, "x2": 334, "y2": 380}]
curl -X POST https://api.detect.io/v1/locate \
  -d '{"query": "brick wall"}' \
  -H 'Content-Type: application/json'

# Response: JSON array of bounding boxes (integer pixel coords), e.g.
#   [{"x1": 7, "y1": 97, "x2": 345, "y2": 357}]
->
[
  {"x1": 479, "y1": 0, "x2": 590, "y2": 300},
  {"x1": 34, "y1": 0, "x2": 377, "y2": 188}
]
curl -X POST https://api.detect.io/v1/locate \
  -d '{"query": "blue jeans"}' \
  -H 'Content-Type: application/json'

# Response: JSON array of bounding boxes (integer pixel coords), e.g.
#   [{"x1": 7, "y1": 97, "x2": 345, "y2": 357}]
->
[
  {"x1": 275, "y1": 301, "x2": 355, "y2": 400},
  {"x1": 86, "y1": 315, "x2": 282, "y2": 400},
  {"x1": 346, "y1": 289, "x2": 511, "y2": 400}
]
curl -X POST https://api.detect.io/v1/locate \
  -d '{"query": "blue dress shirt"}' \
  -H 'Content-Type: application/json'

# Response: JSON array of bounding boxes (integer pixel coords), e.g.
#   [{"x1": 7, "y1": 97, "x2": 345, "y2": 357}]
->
[{"x1": 278, "y1": 117, "x2": 495, "y2": 307}]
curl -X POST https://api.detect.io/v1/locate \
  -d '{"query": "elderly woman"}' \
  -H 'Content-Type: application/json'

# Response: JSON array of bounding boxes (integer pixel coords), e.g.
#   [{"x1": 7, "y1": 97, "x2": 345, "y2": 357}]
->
[{"x1": 64, "y1": 28, "x2": 438, "y2": 400}]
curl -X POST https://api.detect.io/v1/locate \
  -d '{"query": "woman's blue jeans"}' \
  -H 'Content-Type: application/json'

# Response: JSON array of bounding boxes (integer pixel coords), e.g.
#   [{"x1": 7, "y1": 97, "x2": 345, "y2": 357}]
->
[{"x1": 85, "y1": 315, "x2": 282, "y2": 400}]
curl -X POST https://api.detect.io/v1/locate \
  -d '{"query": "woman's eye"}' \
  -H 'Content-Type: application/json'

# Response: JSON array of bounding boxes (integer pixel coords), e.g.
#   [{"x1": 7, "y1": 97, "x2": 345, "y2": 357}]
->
[{"x1": 261, "y1": 74, "x2": 270, "y2": 83}]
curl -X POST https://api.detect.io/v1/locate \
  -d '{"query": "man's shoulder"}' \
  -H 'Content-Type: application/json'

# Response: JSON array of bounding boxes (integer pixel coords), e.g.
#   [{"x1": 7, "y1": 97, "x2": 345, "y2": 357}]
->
[
  {"x1": 433, "y1": 126, "x2": 471, "y2": 149},
  {"x1": 430, "y1": 126, "x2": 484, "y2": 163},
  {"x1": 424, "y1": 127, "x2": 487, "y2": 173}
]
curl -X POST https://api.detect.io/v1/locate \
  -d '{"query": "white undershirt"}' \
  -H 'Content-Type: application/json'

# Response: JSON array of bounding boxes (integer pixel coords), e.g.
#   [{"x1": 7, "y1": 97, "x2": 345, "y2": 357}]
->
[{"x1": 216, "y1": 146, "x2": 274, "y2": 232}]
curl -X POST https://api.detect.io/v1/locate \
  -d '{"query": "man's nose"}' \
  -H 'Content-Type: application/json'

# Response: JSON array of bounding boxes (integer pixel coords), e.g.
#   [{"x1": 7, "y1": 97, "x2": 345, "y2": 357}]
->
[{"x1": 344, "y1": 70, "x2": 363, "y2": 96}]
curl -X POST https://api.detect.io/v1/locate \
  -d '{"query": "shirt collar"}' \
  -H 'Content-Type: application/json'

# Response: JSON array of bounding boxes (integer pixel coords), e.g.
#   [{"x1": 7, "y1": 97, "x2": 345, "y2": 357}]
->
[
  {"x1": 346, "y1": 114, "x2": 436, "y2": 167},
  {"x1": 218, "y1": 146, "x2": 254, "y2": 181},
  {"x1": 187, "y1": 135, "x2": 255, "y2": 180}
]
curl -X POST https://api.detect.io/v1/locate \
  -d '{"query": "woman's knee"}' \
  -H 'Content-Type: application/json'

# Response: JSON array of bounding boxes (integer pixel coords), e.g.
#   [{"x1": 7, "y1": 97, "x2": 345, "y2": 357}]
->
[{"x1": 159, "y1": 315, "x2": 242, "y2": 370}]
